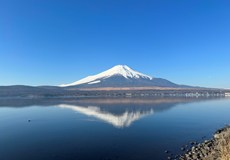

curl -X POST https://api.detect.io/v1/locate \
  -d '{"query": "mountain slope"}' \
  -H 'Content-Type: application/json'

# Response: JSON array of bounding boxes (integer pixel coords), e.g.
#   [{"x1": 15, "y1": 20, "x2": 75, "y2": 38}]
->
[{"x1": 60, "y1": 65, "x2": 180, "y2": 88}]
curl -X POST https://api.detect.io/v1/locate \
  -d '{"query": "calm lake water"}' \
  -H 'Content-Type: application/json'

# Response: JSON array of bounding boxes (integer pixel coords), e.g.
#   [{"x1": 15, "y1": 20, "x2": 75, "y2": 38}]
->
[{"x1": 0, "y1": 97, "x2": 230, "y2": 160}]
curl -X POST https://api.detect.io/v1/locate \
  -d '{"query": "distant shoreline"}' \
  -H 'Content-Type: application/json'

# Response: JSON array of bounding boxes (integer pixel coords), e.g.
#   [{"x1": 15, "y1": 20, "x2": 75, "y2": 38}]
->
[{"x1": 0, "y1": 85, "x2": 230, "y2": 98}]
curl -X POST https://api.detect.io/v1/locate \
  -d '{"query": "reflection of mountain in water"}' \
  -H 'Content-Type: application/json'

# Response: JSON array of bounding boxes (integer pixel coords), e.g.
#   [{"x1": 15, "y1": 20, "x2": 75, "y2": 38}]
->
[
  {"x1": 56, "y1": 97, "x2": 216, "y2": 128},
  {"x1": 59, "y1": 104, "x2": 154, "y2": 128},
  {"x1": 0, "y1": 97, "x2": 221, "y2": 128}
]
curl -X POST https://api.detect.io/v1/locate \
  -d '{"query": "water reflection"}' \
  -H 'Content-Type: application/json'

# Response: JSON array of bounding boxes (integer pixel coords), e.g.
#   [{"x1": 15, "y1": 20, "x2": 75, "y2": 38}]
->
[
  {"x1": 56, "y1": 98, "x2": 204, "y2": 128},
  {"x1": 0, "y1": 97, "x2": 220, "y2": 128},
  {"x1": 59, "y1": 104, "x2": 154, "y2": 128},
  {"x1": 0, "y1": 97, "x2": 228, "y2": 160}
]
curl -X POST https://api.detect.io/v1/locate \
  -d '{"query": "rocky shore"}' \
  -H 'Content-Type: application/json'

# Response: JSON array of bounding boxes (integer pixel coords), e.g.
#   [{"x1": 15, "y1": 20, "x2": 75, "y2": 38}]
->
[{"x1": 179, "y1": 126, "x2": 230, "y2": 160}]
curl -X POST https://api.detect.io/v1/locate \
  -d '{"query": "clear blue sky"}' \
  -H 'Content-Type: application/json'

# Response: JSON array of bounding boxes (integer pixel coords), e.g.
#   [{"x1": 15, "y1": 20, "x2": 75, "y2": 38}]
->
[{"x1": 0, "y1": 0, "x2": 230, "y2": 88}]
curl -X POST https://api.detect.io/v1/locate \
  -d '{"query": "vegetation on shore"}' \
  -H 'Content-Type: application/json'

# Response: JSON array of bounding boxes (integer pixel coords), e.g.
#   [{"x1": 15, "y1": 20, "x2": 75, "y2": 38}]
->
[
  {"x1": 216, "y1": 126, "x2": 230, "y2": 160},
  {"x1": 180, "y1": 126, "x2": 230, "y2": 160}
]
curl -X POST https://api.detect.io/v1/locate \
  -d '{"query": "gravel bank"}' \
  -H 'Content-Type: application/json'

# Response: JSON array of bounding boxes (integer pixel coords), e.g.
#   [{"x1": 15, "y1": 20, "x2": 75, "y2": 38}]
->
[{"x1": 179, "y1": 126, "x2": 230, "y2": 160}]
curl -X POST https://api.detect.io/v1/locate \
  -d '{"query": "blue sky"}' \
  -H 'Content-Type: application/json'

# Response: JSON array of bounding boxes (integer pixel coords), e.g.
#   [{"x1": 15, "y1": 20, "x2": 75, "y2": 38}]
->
[{"x1": 0, "y1": 0, "x2": 230, "y2": 88}]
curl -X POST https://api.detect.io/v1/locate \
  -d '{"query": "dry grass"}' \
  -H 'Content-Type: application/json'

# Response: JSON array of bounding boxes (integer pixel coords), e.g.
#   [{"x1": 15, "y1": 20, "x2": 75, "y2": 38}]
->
[
  {"x1": 179, "y1": 126, "x2": 230, "y2": 160},
  {"x1": 218, "y1": 127, "x2": 230, "y2": 160}
]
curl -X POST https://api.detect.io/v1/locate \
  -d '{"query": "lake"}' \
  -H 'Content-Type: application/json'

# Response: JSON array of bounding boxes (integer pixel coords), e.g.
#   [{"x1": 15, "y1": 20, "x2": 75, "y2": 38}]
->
[{"x1": 0, "y1": 97, "x2": 230, "y2": 160}]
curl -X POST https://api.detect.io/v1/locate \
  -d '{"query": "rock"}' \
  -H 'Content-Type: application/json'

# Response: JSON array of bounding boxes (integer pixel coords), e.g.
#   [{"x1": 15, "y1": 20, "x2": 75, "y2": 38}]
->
[
  {"x1": 178, "y1": 126, "x2": 230, "y2": 160},
  {"x1": 190, "y1": 142, "x2": 195, "y2": 145},
  {"x1": 165, "y1": 150, "x2": 169, "y2": 153}
]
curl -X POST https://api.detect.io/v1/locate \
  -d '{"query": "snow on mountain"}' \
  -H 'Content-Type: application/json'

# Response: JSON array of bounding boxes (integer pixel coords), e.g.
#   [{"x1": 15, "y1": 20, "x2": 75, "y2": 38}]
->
[{"x1": 60, "y1": 65, "x2": 153, "y2": 87}]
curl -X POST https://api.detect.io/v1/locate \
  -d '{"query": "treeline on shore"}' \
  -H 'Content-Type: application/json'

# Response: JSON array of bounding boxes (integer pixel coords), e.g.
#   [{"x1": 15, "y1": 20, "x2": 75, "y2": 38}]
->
[{"x1": 0, "y1": 85, "x2": 229, "y2": 98}]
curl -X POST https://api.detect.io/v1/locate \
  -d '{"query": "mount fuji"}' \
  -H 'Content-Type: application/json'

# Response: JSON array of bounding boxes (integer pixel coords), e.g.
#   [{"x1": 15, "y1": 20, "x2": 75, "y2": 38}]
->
[
  {"x1": 60, "y1": 65, "x2": 182, "y2": 88},
  {"x1": 0, "y1": 65, "x2": 227, "y2": 98}
]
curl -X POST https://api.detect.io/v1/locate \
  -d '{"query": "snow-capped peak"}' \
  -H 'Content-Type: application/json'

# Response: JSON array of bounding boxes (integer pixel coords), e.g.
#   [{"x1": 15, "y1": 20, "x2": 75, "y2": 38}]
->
[
  {"x1": 102, "y1": 65, "x2": 152, "y2": 79},
  {"x1": 60, "y1": 65, "x2": 153, "y2": 87}
]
